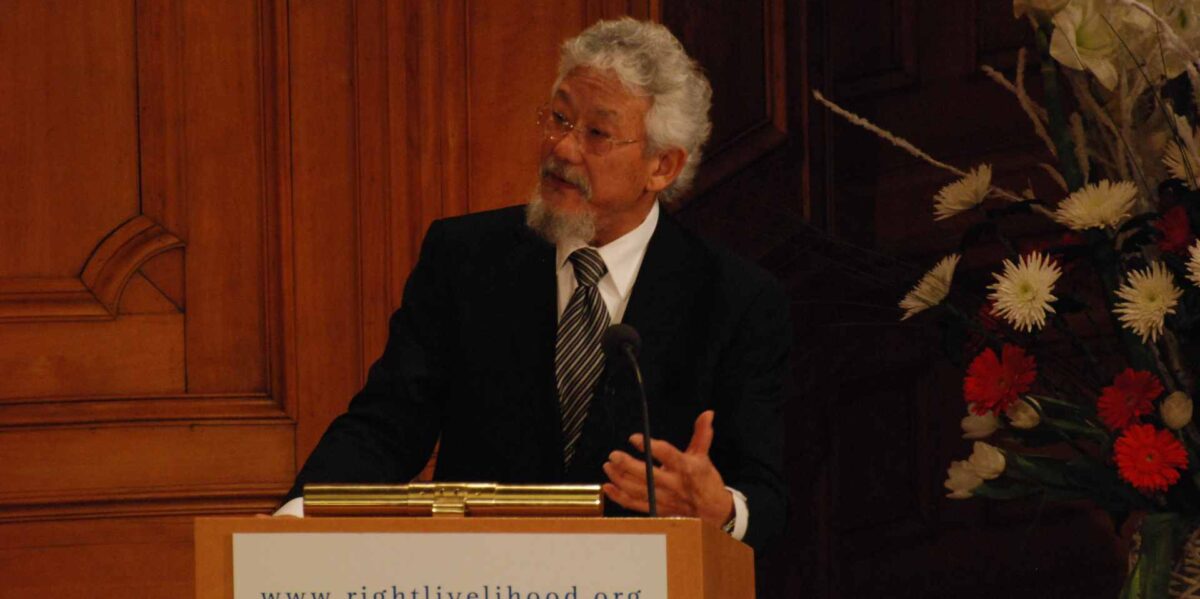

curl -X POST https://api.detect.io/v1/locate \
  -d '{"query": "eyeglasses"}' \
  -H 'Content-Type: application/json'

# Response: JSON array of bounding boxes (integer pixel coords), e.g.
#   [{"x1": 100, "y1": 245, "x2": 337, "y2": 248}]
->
[{"x1": 536, "y1": 105, "x2": 641, "y2": 156}]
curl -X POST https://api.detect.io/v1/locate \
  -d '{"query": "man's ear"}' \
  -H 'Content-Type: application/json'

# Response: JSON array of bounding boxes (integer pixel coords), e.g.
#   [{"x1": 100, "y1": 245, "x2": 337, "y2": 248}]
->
[{"x1": 645, "y1": 147, "x2": 687, "y2": 194}]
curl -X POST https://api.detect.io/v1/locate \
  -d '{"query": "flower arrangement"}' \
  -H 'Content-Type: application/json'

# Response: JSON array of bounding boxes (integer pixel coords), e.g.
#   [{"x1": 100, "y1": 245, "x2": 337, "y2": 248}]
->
[{"x1": 815, "y1": 1, "x2": 1200, "y2": 596}]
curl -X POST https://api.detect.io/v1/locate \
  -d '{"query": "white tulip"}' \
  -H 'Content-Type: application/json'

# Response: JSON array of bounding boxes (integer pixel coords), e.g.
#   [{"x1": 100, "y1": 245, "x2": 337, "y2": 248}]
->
[
  {"x1": 945, "y1": 460, "x2": 984, "y2": 499},
  {"x1": 1050, "y1": 0, "x2": 1120, "y2": 90},
  {"x1": 1162, "y1": 391, "x2": 1194, "y2": 430},
  {"x1": 967, "y1": 442, "x2": 1007, "y2": 480},
  {"x1": 1006, "y1": 400, "x2": 1041, "y2": 429},
  {"x1": 962, "y1": 411, "x2": 1000, "y2": 439}
]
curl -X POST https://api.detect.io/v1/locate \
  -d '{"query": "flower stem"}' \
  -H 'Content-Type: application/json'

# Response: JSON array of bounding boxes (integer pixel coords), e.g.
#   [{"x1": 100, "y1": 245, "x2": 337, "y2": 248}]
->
[{"x1": 1034, "y1": 24, "x2": 1084, "y2": 192}]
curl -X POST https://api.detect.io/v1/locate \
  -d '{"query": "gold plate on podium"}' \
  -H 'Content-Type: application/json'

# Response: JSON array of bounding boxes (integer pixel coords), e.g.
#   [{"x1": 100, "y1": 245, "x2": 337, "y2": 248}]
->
[{"x1": 303, "y1": 482, "x2": 604, "y2": 518}]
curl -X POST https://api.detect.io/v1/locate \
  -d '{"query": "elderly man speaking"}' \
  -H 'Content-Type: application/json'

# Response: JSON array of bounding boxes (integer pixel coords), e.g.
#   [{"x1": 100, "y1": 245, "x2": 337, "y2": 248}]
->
[{"x1": 278, "y1": 17, "x2": 789, "y2": 551}]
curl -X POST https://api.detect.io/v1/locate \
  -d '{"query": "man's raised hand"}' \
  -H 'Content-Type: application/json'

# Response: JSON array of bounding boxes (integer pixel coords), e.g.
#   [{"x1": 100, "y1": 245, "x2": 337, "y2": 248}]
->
[{"x1": 601, "y1": 410, "x2": 734, "y2": 528}]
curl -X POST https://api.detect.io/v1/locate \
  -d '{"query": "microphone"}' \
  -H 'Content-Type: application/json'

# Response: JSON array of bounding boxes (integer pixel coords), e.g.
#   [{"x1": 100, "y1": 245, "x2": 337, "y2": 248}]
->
[
  {"x1": 601, "y1": 324, "x2": 657, "y2": 517},
  {"x1": 601, "y1": 323, "x2": 641, "y2": 358}
]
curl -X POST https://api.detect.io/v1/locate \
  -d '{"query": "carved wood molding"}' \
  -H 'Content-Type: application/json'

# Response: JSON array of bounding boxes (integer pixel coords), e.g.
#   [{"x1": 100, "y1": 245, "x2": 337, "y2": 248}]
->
[
  {"x1": 0, "y1": 278, "x2": 110, "y2": 321},
  {"x1": 0, "y1": 482, "x2": 287, "y2": 523},
  {"x1": 80, "y1": 215, "x2": 185, "y2": 314},
  {"x1": 670, "y1": 0, "x2": 789, "y2": 201},
  {"x1": 0, "y1": 393, "x2": 287, "y2": 428},
  {"x1": 0, "y1": 216, "x2": 184, "y2": 323}
]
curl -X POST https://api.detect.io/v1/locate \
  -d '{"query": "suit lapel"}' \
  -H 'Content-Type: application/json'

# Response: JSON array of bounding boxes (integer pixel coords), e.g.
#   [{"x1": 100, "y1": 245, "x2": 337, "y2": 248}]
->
[{"x1": 621, "y1": 209, "x2": 696, "y2": 354}]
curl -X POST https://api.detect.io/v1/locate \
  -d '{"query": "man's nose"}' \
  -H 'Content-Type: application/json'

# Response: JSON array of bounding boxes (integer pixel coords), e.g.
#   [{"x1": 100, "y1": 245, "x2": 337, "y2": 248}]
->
[{"x1": 549, "y1": 129, "x2": 585, "y2": 163}]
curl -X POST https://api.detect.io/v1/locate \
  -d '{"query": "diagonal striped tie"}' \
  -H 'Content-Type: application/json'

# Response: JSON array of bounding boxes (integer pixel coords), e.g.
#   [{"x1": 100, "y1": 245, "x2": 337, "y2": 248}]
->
[{"x1": 556, "y1": 247, "x2": 611, "y2": 467}]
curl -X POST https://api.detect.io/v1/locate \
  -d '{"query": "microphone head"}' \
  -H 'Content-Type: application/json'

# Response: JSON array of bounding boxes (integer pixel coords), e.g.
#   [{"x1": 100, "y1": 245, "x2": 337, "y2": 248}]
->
[{"x1": 601, "y1": 324, "x2": 641, "y2": 358}]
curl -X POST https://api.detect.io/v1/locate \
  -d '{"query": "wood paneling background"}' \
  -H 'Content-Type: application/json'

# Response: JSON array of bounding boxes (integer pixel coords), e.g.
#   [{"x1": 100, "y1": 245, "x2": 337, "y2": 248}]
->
[{"x1": 0, "y1": 1, "x2": 1130, "y2": 597}]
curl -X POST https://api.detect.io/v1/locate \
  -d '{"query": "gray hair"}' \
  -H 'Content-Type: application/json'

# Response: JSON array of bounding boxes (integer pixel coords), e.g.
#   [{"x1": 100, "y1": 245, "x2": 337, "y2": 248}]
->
[{"x1": 557, "y1": 18, "x2": 713, "y2": 203}]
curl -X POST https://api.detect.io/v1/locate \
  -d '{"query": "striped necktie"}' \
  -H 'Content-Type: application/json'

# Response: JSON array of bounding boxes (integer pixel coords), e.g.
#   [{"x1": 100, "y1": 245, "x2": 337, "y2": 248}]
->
[{"x1": 556, "y1": 247, "x2": 611, "y2": 466}]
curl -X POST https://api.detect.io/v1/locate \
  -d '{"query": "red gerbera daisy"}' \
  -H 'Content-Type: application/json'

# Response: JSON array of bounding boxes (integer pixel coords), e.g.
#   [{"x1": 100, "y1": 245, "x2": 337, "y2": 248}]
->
[
  {"x1": 1097, "y1": 368, "x2": 1164, "y2": 430},
  {"x1": 1157, "y1": 205, "x2": 1194, "y2": 255},
  {"x1": 964, "y1": 344, "x2": 1037, "y2": 415},
  {"x1": 1114, "y1": 424, "x2": 1188, "y2": 493}
]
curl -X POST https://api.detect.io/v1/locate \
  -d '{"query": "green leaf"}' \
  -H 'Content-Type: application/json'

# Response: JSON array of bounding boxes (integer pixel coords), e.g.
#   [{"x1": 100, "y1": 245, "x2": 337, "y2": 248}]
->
[
  {"x1": 1119, "y1": 212, "x2": 1162, "y2": 234},
  {"x1": 971, "y1": 480, "x2": 1041, "y2": 500},
  {"x1": 1025, "y1": 394, "x2": 1087, "y2": 412},
  {"x1": 1006, "y1": 426, "x2": 1075, "y2": 447},
  {"x1": 1042, "y1": 416, "x2": 1110, "y2": 442},
  {"x1": 1061, "y1": 458, "x2": 1146, "y2": 511},
  {"x1": 1125, "y1": 513, "x2": 1182, "y2": 599},
  {"x1": 1006, "y1": 453, "x2": 1072, "y2": 487}
]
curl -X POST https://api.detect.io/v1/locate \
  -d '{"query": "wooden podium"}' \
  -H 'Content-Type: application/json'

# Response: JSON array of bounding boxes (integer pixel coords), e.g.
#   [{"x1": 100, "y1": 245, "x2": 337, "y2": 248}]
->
[{"x1": 195, "y1": 516, "x2": 754, "y2": 598}]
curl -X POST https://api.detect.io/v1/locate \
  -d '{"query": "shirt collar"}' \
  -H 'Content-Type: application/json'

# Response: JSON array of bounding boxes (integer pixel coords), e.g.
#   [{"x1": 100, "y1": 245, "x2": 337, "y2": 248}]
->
[{"x1": 556, "y1": 201, "x2": 659, "y2": 298}]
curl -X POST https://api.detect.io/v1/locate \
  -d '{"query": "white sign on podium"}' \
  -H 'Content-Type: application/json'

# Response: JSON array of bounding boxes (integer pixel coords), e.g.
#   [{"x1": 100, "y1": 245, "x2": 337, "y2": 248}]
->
[{"x1": 232, "y1": 532, "x2": 668, "y2": 599}]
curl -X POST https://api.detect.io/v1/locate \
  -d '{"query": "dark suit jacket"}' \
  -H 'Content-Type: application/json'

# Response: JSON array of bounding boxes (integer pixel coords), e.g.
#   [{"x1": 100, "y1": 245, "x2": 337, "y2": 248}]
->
[{"x1": 288, "y1": 204, "x2": 789, "y2": 550}]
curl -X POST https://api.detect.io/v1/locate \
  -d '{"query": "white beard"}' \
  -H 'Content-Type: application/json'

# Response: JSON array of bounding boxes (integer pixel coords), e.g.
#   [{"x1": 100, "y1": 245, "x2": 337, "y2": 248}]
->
[{"x1": 524, "y1": 188, "x2": 596, "y2": 245}]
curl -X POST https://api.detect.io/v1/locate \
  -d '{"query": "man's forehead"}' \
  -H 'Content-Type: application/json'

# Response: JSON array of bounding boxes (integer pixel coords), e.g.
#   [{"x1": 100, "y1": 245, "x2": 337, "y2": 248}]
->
[
  {"x1": 553, "y1": 68, "x2": 650, "y2": 120},
  {"x1": 553, "y1": 88, "x2": 620, "y2": 119}
]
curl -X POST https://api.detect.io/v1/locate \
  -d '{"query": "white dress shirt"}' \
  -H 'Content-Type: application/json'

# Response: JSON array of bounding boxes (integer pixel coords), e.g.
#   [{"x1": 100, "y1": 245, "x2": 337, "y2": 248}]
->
[{"x1": 278, "y1": 202, "x2": 748, "y2": 540}]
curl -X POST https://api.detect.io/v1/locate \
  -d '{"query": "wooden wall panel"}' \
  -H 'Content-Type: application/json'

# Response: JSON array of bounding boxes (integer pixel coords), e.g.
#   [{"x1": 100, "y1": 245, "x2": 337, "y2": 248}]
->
[
  {"x1": 0, "y1": 315, "x2": 183, "y2": 399},
  {"x1": 466, "y1": 2, "x2": 588, "y2": 212},
  {"x1": 0, "y1": 518, "x2": 194, "y2": 599},
  {"x1": 0, "y1": 423, "x2": 292, "y2": 509},
  {"x1": 1, "y1": 2, "x2": 294, "y2": 595},
  {"x1": 181, "y1": 0, "x2": 270, "y2": 393},
  {"x1": 829, "y1": 0, "x2": 915, "y2": 97},
  {"x1": 288, "y1": 0, "x2": 364, "y2": 461},
  {"x1": 0, "y1": 0, "x2": 140, "y2": 278},
  {"x1": 353, "y1": 0, "x2": 396, "y2": 386}
]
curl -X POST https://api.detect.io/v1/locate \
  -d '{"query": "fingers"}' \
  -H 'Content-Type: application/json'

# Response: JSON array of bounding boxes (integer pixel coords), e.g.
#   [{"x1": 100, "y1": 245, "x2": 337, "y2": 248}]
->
[
  {"x1": 605, "y1": 451, "x2": 683, "y2": 495},
  {"x1": 603, "y1": 452, "x2": 690, "y2": 513},
  {"x1": 628, "y1": 410, "x2": 716, "y2": 459},
  {"x1": 602, "y1": 483, "x2": 650, "y2": 513},
  {"x1": 629, "y1": 434, "x2": 686, "y2": 469},
  {"x1": 602, "y1": 480, "x2": 692, "y2": 516},
  {"x1": 687, "y1": 410, "x2": 714, "y2": 455}
]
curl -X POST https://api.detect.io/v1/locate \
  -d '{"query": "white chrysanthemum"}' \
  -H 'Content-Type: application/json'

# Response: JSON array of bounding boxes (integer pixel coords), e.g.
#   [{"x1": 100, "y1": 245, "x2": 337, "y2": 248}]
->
[
  {"x1": 1163, "y1": 115, "x2": 1200, "y2": 189},
  {"x1": 1188, "y1": 239, "x2": 1200, "y2": 286},
  {"x1": 1052, "y1": 180, "x2": 1138, "y2": 230},
  {"x1": 1115, "y1": 262, "x2": 1183, "y2": 344},
  {"x1": 988, "y1": 252, "x2": 1062, "y2": 332},
  {"x1": 934, "y1": 165, "x2": 992, "y2": 221},
  {"x1": 899, "y1": 254, "x2": 960, "y2": 320}
]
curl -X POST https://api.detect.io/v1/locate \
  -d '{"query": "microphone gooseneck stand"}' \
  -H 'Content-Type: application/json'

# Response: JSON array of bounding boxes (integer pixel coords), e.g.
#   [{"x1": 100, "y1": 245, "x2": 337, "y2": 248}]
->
[{"x1": 602, "y1": 324, "x2": 656, "y2": 517}]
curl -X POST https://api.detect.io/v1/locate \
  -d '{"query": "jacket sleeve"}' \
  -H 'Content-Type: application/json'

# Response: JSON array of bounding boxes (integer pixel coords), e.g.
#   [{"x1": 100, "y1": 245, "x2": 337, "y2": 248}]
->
[
  {"x1": 285, "y1": 220, "x2": 454, "y2": 501},
  {"x1": 716, "y1": 275, "x2": 791, "y2": 550}
]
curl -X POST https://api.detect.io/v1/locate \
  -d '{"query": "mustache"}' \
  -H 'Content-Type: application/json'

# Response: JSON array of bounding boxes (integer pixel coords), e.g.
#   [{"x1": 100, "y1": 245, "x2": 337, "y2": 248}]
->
[{"x1": 540, "y1": 159, "x2": 592, "y2": 199}]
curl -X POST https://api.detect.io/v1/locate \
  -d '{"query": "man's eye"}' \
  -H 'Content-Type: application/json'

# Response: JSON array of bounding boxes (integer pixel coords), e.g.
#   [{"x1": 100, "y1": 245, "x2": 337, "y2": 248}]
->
[
  {"x1": 552, "y1": 112, "x2": 571, "y2": 126},
  {"x1": 587, "y1": 128, "x2": 612, "y2": 140}
]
